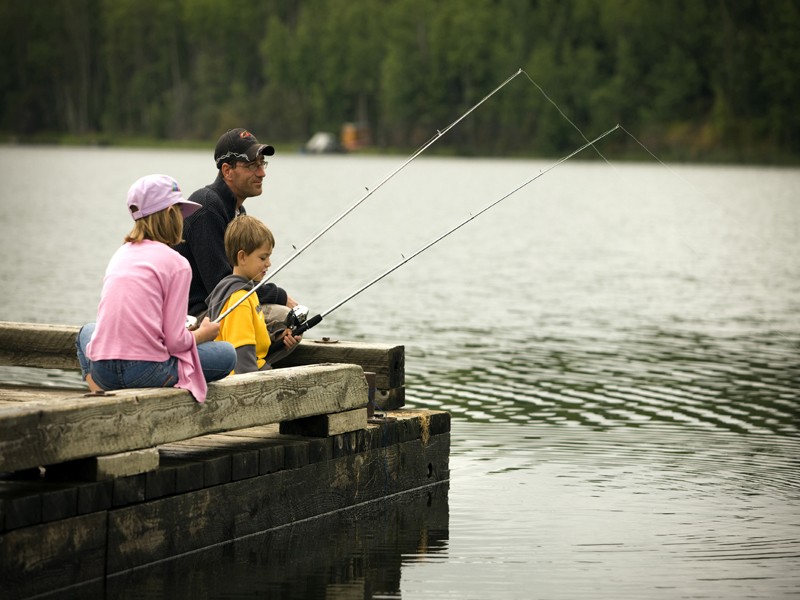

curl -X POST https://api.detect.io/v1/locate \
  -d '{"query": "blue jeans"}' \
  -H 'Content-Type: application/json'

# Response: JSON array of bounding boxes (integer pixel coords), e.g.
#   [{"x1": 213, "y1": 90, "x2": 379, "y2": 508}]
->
[{"x1": 76, "y1": 323, "x2": 236, "y2": 390}]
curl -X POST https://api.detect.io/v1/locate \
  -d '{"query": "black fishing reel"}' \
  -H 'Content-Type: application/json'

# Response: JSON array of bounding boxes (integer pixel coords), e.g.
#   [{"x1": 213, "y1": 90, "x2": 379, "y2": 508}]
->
[
  {"x1": 287, "y1": 304, "x2": 323, "y2": 336},
  {"x1": 286, "y1": 305, "x2": 309, "y2": 330}
]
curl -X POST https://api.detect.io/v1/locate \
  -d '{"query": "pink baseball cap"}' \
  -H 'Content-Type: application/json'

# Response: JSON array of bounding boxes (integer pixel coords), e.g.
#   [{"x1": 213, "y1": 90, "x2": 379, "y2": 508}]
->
[{"x1": 126, "y1": 174, "x2": 202, "y2": 221}]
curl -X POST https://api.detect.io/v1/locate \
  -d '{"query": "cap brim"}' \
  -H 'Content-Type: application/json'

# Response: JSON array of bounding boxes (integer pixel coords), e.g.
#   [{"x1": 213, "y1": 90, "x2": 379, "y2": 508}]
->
[
  {"x1": 178, "y1": 199, "x2": 202, "y2": 219},
  {"x1": 247, "y1": 143, "x2": 275, "y2": 160}
]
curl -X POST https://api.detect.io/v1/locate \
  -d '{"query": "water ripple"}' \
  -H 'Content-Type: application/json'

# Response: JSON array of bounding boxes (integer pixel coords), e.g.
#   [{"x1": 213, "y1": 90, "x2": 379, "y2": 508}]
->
[
  {"x1": 407, "y1": 324, "x2": 799, "y2": 437},
  {"x1": 417, "y1": 420, "x2": 800, "y2": 598}
]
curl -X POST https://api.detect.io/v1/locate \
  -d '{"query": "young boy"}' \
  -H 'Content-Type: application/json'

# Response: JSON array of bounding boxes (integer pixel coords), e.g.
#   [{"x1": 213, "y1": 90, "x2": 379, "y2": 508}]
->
[{"x1": 206, "y1": 215, "x2": 301, "y2": 374}]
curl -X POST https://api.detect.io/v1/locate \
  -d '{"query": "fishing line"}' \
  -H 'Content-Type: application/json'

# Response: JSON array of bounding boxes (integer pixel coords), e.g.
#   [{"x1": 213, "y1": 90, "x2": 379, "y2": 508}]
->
[
  {"x1": 618, "y1": 123, "x2": 724, "y2": 202},
  {"x1": 520, "y1": 69, "x2": 611, "y2": 165},
  {"x1": 519, "y1": 72, "x2": 796, "y2": 345},
  {"x1": 292, "y1": 124, "x2": 622, "y2": 335},
  {"x1": 213, "y1": 69, "x2": 525, "y2": 324},
  {"x1": 519, "y1": 69, "x2": 729, "y2": 219}
]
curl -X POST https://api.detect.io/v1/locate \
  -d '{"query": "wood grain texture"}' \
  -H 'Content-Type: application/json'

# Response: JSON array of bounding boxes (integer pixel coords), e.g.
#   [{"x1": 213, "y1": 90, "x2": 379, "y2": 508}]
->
[
  {"x1": 276, "y1": 338, "x2": 405, "y2": 389},
  {"x1": 46, "y1": 448, "x2": 160, "y2": 481},
  {"x1": 0, "y1": 322, "x2": 81, "y2": 370},
  {"x1": 279, "y1": 407, "x2": 368, "y2": 437},
  {"x1": 0, "y1": 512, "x2": 107, "y2": 599},
  {"x1": 0, "y1": 363, "x2": 368, "y2": 473},
  {"x1": 0, "y1": 322, "x2": 405, "y2": 391},
  {"x1": 106, "y1": 432, "x2": 450, "y2": 572}
]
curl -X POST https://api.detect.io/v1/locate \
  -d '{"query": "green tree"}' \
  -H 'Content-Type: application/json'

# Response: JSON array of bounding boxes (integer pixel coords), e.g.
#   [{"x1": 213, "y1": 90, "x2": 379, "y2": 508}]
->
[
  {"x1": 1, "y1": 0, "x2": 797, "y2": 162},
  {"x1": 0, "y1": 0, "x2": 103, "y2": 135},
  {"x1": 101, "y1": 0, "x2": 187, "y2": 137},
  {"x1": 180, "y1": 0, "x2": 273, "y2": 138}
]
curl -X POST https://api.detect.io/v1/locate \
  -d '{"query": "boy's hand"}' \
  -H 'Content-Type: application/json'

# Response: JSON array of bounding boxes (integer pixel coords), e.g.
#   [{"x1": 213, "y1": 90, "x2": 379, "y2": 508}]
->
[{"x1": 281, "y1": 329, "x2": 302, "y2": 349}]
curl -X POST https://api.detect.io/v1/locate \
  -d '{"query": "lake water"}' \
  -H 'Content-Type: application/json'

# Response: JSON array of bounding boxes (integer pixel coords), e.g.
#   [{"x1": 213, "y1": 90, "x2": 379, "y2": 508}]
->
[{"x1": 0, "y1": 144, "x2": 798, "y2": 599}]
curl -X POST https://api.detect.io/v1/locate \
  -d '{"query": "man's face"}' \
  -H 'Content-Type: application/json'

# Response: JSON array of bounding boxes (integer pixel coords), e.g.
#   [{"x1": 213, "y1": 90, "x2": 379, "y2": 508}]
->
[{"x1": 224, "y1": 158, "x2": 267, "y2": 202}]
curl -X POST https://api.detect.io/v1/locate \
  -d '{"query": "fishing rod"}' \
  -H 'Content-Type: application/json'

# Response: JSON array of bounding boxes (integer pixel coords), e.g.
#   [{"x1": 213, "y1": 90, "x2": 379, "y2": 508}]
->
[
  {"x1": 290, "y1": 124, "x2": 622, "y2": 336},
  {"x1": 213, "y1": 69, "x2": 524, "y2": 324}
]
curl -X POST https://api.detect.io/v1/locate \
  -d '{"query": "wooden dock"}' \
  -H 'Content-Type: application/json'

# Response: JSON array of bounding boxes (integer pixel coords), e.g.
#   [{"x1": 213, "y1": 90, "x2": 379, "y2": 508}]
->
[{"x1": 0, "y1": 322, "x2": 450, "y2": 599}]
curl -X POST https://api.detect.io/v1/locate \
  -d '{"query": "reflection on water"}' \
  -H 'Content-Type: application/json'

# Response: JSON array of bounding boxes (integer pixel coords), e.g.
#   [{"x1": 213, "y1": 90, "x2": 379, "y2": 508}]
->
[
  {"x1": 0, "y1": 147, "x2": 798, "y2": 598},
  {"x1": 43, "y1": 485, "x2": 448, "y2": 600},
  {"x1": 425, "y1": 422, "x2": 800, "y2": 600}
]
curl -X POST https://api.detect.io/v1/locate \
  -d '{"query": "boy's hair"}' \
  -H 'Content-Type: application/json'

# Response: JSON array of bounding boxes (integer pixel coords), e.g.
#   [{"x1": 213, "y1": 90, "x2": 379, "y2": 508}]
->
[
  {"x1": 224, "y1": 215, "x2": 275, "y2": 266},
  {"x1": 125, "y1": 205, "x2": 183, "y2": 245}
]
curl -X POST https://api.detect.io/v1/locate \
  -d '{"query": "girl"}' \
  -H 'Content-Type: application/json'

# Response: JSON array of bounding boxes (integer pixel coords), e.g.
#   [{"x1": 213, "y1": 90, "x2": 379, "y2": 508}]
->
[{"x1": 76, "y1": 174, "x2": 236, "y2": 403}]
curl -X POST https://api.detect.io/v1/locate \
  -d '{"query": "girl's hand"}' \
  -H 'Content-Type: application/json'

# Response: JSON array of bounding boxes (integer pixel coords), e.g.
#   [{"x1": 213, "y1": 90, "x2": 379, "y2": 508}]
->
[{"x1": 193, "y1": 317, "x2": 220, "y2": 344}]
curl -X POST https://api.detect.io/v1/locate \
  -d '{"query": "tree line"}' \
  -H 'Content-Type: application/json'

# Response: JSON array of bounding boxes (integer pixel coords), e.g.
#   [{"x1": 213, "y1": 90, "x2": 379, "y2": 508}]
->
[{"x1": 1, "y1": 0, "x2": 798, "y2": 163}]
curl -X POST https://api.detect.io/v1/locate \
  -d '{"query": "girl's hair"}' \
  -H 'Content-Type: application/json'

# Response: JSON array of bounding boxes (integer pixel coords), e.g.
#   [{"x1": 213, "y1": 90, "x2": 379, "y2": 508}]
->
[
  {"x1": 125, "y1": 205, "x2": 184, "y2": 245},
  {"x1": 224, "y1": 215, "x2": 275, "y2": 266}
]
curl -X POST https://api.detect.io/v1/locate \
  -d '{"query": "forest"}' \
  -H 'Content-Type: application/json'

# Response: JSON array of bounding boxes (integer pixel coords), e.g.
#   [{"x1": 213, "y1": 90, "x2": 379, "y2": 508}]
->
[{"x1": 1, "y1": 0, "x2": 798, "y2": 163}]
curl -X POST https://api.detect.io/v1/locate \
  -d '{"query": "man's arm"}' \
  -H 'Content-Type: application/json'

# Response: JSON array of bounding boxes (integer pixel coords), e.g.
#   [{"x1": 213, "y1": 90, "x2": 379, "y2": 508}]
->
[
  {"x1": 182, "y1": 192, "x2": 291, "y2": 308},
  {"x1": 187, "y1": 209, "x2": 234, "y2": 298},
  {"x1": 256, "y1": 281, "x2": 288, "y2": 305}
]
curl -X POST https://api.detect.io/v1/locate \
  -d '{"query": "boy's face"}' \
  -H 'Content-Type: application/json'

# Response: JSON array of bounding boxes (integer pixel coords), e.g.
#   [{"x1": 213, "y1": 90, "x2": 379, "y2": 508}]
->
[{"x1": 235, "y1": 241, "x2": 272, "y2": 282}]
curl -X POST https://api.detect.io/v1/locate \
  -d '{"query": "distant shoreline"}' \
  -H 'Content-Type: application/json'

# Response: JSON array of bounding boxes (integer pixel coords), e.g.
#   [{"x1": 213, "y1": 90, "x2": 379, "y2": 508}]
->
[{"x1": 2, "y1": 134, "x2": 798, "y2": 167}]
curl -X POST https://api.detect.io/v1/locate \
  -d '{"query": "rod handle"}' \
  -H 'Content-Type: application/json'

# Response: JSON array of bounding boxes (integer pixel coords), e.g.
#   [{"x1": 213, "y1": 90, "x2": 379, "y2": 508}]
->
[{"x1": 292, "y1": 314, "x2": 323, "y2": 336}]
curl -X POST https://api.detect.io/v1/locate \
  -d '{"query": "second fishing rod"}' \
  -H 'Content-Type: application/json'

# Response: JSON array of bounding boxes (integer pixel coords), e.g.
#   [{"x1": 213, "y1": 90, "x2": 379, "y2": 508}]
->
[{"x1": 289, "y1": 125, "x2": 621, "y2": 336}]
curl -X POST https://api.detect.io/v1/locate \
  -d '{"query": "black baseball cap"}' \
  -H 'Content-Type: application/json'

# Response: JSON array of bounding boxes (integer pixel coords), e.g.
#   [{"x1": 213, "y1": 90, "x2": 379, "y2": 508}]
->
[{"x1": 214, "y1": 128, "x2": 275, "y2": 169}]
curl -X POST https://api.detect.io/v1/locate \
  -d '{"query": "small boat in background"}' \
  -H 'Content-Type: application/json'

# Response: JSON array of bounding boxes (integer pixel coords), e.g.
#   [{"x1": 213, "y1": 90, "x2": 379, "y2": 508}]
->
[{"x1": 303, "y1": 131, "x2": 344, "y2": 154}]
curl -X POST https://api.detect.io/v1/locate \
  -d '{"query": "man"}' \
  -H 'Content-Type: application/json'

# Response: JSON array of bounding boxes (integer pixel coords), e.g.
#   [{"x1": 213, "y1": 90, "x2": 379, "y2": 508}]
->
[{"x1": 174, "y1": 128, "x2": 298, "y2": 318}]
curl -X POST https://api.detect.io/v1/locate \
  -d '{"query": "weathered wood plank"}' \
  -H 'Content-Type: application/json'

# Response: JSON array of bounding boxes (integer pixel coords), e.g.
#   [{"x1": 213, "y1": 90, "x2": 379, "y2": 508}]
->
[
  {"x1": 1, "y1": 480, "x2": 450, "y2": 600},
  {"x1": 0, "y1": 409, "x2": 451, "y2": 595},
  {"x1": 45, "y1": 448, "x2": 160, "y2": 481},
  {"x1": 161, "y1": 436, "x2": 261, "y2": 481},
  {"x1": 76, "y1": 480, "x2": 112, "y2": 514},
  {"x1": 374, "y1": 386, "x2": 405, "y2": 410},
  {"x1": 0, "y1": 363, "x2": 368, "y2": 474},
  {"x1": 105, "y1": 432, "x2": 450, "y2": 573},
  {"x1": 276, "y1": 338, "x2": 405, "y2": 389},
  {"x1": 105, "y1": 482, "x2": 449, "y2": 599},
  {"x1": 158, "y1": 444, "x2": 234, "y2": 488},
  {"x1": 0, "y1": 512, "x2": 107, "y2": 599},
  {"x1": 40, "y1": 482, "x2": 79, "y2": 524},
  {"x1": 1, "y1": 411, "x2": 447, "y2": 533},
  {"x1": 279, "y1": 407, "x2": 368, "y2": 437},
  {"x1": 0, "y1": 322, "x2": 80, "y2": 370},
  {"x1": 157, "y1": 456, "x2": 205, "y2": 494},
  {"x1": 0, "y1": 322, "x2": 405, "y2": 391},
  {"x1": 0, "y1": 482, "x2": 42, "y2": 530},
  {"x1": 0, "y1": 387, "x2": 86, "y2": 404}
]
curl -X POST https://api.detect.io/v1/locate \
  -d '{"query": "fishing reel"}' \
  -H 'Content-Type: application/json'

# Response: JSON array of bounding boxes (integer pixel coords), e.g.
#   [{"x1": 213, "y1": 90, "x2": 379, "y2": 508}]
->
[
  {"x1": 185, "y1": 315, "x2": 198, "y2": 330},
  {"x1": 286, "y1": 305, "x2": 309, "y2": 331}
]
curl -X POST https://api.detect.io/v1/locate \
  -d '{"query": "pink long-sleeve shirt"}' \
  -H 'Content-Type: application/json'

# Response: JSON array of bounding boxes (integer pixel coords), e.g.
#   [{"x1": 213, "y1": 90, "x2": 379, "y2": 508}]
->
[{"x1": 87, "y1": 240, "x2": 207, "y2": 402}]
